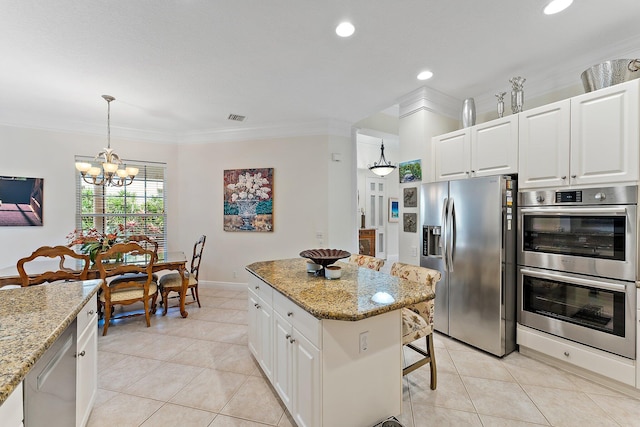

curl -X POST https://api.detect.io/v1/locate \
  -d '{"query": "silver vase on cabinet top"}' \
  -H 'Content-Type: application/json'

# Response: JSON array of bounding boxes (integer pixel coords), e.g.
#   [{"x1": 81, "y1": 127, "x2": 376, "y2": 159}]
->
[
  {"x1": 509, "y1": 76, "x2": 526, "y2": 114},
  {"x1": 496, "y1": 92, "x2": 506, "y2": 118},
  {"x1": 462, "y1": 97, "x2": 476, "y2": 128}
]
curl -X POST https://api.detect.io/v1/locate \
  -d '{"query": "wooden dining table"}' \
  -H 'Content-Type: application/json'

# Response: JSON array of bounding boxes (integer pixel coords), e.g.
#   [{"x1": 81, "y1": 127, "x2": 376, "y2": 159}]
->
[{"x1": 0, "y1": 251, "x2": 192, "y2": 318}]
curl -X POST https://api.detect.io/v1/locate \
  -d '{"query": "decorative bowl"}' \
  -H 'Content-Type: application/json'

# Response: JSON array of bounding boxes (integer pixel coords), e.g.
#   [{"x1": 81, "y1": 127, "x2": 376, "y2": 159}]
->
[{"x1": 299, "y1": 249, "x2": 351, "y2": 268}]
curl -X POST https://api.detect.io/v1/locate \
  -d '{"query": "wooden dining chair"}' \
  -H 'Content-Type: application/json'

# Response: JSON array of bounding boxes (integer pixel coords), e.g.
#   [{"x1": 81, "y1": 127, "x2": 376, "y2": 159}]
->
[
  {"x1": 96, "y1": 241, "x2": 158, "y2": 336},
  {"x1": 17, "y1": 245, "x2": 91, "y2": 287},
  {"x1": 108, "y1": 235, "x2": 159, "y2": 285},
  {"x1": 348, "y1": 254, "x2": 385, "y2": 271},
  {"x1": 158, "y1": 235, "x2": 206, "y2": 315},
  {"x1": 390, "y1": 261, "x2": 442, "y2": 390}
]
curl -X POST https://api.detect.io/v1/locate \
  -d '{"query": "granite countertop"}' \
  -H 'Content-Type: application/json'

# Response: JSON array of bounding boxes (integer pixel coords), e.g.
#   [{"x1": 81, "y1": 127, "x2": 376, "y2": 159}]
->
[
  {"x1": 246, "y1": 258, "x2": 436, "y2": 321},
  {"x1": 0, "y1": 280, "x2": 101, "y2": 405}
]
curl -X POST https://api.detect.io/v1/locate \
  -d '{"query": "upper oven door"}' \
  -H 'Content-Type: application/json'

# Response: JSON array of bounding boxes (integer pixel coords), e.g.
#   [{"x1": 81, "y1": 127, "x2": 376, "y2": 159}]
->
[{"x1": 518, "y1": 205, "x2": 637, "y2": 281}]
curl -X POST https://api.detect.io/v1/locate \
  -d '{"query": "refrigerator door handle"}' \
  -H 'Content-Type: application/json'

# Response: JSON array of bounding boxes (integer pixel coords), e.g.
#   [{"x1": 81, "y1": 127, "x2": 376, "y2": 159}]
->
[
  {"x1": 441, "y1": 197, "x2": 449, "y2": 268},
  {"x1": 447, "y1": 197, "x2": 455, "y2": 272}
]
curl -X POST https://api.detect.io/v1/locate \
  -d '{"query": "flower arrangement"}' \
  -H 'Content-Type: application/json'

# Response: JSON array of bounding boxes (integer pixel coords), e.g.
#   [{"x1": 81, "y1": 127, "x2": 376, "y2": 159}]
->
[
  {"x1": 226, "y1": 171, "x2": 271, "y2": 203},
  {"x1": 67, "y1": 221, "x2": 137, "y2": 263}
]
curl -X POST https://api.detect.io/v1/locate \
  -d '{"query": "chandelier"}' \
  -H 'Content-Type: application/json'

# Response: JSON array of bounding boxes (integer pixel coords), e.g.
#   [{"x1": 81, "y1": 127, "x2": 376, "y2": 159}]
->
[
  {"x1": 75, "y1": 95, "x2": 139, "y2": 187},
  {"x1": 368, "y1": 139, "x2": 396, "y2": 177}
]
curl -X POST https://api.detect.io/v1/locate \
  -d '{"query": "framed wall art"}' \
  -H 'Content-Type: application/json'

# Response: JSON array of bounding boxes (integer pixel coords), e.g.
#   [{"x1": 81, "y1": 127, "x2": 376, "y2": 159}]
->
[
  {"x1": 388, "y1": 198, "x2": 399, "y2": 223},
  {"x1": 224, "y1": 168, "x2": 274, "y2": 232},
  {"x1": 403, "y1": 212, "x2": 417, "y2": 233},
  {"x1": 0, "y1": 176, "x2": 43, "y2": 226},
  {"x1": 399, "y1": 159, "x2": 422, "y2": 183},
  {"x1": 403, "y1": 187, "x2": 417, "y2": 208}
]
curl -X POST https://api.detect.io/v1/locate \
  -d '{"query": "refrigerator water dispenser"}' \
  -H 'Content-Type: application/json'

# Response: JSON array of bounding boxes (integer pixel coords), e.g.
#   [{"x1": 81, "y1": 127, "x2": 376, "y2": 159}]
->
[{"x1": 423, "y1": 225, "x2": 442, "y2": 257}]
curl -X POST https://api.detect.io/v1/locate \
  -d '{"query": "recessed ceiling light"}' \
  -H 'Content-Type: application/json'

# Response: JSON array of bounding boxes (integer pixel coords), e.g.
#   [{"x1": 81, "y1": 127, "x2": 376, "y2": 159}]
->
[
  {"x1": 336, "y1": 22, "x2": 355, "y2": 37},
  {"x1": 417, "y1": 70, "x2": 434, "y2": 81},
  {"x1": 544, "y1": 0, "x2": 573, "y2": 15}
]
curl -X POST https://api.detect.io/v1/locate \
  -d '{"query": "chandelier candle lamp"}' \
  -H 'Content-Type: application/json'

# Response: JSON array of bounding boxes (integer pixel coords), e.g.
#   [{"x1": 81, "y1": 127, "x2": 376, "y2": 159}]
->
[
  {"x1": 75, "y1": 95, "x2": 139, "y2": 187},
  {"x1": 368, "y1": 139, "x2": 396, "y2": 177}
]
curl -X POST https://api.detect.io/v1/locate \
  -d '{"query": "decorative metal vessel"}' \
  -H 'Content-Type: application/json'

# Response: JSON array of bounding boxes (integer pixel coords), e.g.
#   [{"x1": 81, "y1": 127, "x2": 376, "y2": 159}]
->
[{"x1": 581, "y1": 59, "x2": 640, "y2": 92}]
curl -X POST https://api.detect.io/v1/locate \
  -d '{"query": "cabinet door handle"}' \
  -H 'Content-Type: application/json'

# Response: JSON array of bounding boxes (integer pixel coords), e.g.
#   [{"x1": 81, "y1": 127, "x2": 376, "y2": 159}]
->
[
  {"x1": 255, "y1": 285, "x2": 260, "y2": 290},
  {"x1": 285, "y1": 334, "x2": 291, "y2": 340},
  {"x1": 563, "y1": 351, "x2": 570, "y2": 357},
  {"x1": 289, "y1": 338, "x2": 296, "y2": 344},
  {"x1": 561, "y1": 176, "x2": 567, "y2": 180},
  {"x1": 87, "y1": 310, "x2": 95, "y2": 316},
  {"x1": 287, "y1": 312, "x2": 293, "y2": 317},
  {"x1": 254, "y1": 303, "x2": 261, "y2": 309},
  {"x1": 76, "y1": 350, "x2": 86, "y2": 358},
  {"x1": 465, "y1": 171, "x2": 470, "y2": 175},
  {"x1": 571, "y1": 175, "x2": 577, "y2": 179}
]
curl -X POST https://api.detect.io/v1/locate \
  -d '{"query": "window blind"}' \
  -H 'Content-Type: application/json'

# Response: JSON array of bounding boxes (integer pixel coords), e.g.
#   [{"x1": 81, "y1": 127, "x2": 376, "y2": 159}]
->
[{"x1": 74, "y1": 156, "x2": 168, "y2": 253}]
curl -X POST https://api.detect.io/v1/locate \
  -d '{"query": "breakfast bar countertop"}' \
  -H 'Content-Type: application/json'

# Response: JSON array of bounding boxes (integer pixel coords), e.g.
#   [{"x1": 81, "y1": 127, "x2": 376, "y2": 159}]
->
[
  {"x1": 246, "y1": 258, "x2": 435, "y2": 321},
  {"x1": 0, "y1": 280, "x2": 101, "y2": 405}
]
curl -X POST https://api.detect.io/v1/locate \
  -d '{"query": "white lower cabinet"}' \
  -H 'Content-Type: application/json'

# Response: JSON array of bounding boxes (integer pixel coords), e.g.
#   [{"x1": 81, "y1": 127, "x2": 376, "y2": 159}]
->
[
  {"x1": 248, "y1": 275, "x2": 402, "y2": 427},
  {"x1": 517, "y1": 324, "x2": 635, "y2": 387},
  {"x1": 273, "y1": 292, "x2": 321, "y2": 427},
  {"x1": 76, "y1": 296, "x2": 98, "y2": 427},
  {"x1": 248, "y1": 285, "x2": 273, "y2": 381},
  {"x1": 0, "y1": 382, "x2": 23, "y2": 427},
  {"x1": 637, "y1": 292, "x2": 640, "y2": 389}
]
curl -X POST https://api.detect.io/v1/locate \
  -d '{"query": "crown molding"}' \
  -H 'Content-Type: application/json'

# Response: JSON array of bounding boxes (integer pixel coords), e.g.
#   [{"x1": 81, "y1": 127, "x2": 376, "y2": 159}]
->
[{"x1": 397, "y1": 86, "x2": 461, "y2": 120}]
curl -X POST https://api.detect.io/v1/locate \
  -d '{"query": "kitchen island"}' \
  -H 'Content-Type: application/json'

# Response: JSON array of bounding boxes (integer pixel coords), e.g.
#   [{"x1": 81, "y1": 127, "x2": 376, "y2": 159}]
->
[
  {"x1": 0, "y1": 280, "x2": 101, "y2": 426},
  {"x1": 246, "y1": 258, "x2": 436, "y2": 427}
]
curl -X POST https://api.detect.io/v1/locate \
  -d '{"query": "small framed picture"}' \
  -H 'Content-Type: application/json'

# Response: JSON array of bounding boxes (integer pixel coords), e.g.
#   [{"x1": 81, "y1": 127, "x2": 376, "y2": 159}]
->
[
  {"x1": 403, "y1": 187, "x2": 417, "y2": 208},
  {"x1": 403, "y1": 213, "x2": 417, "y2": 233},
  {"x1": 388, "y1": 198, "x2": 399, "y2": 223}
]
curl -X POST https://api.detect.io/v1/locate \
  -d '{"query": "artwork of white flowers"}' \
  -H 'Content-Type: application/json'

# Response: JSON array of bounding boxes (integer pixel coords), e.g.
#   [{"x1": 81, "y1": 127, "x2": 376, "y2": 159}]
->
[{"x1": 224, "y1": 168, "x2": 274, "y2": 232}]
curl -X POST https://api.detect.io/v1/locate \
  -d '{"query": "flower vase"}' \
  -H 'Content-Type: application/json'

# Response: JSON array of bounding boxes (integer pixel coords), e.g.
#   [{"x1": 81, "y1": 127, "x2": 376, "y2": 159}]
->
[{"x1": 236, "y1": 199, "x2": 259, "y2": 230}]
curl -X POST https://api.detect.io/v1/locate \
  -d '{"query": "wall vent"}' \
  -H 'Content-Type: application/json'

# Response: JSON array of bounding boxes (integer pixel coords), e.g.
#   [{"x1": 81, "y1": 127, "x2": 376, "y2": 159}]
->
[{"x1": 227, "y1": 114, "x2": 246, "y2": 122}]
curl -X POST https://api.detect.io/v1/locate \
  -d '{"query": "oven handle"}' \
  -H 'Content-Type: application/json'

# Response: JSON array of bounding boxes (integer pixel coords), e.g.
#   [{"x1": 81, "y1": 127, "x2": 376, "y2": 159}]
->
[
  {"x1": 520, "y1": 268, "x2": 628, "y2": 293},
  {"x1": 520, "y1": 207, "x2": 628, "y2": 216}
]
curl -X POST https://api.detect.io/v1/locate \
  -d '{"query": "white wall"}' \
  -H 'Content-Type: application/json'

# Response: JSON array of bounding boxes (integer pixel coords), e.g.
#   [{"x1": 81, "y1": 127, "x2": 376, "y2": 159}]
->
[
  {"x1": 175, "y1": 134, "x2": 354, "y2": 284},
  {"x1": 398, "y1": 109, "x2": 458, "y2": 264},
  {"x1": 0, "y1": 125, "x2": 179, "y2": 269}
]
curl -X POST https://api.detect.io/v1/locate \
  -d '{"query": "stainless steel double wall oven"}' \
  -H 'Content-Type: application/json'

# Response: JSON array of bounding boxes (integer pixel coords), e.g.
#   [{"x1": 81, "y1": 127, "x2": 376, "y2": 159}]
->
[{"x1": 518, "y1": 186, "x2": 637, "y2": 359}]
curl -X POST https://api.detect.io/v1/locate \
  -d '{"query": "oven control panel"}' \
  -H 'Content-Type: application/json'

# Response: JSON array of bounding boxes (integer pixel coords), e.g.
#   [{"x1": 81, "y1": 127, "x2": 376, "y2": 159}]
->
[{"x1": 555, "y1": 190, "x2": 582, "y2": 203}]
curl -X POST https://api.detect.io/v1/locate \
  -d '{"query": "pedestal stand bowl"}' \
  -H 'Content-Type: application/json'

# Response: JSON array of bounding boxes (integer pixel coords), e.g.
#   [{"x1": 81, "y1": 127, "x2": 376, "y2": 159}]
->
[{"x1": 299, "y1": 249, "x2": 351, "y2": 276}]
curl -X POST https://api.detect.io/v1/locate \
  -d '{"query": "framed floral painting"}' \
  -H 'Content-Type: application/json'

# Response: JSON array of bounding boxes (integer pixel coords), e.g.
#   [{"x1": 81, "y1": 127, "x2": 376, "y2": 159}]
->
[{"x1": 224, "y1": 168, "x2": 274, "y2": 232}]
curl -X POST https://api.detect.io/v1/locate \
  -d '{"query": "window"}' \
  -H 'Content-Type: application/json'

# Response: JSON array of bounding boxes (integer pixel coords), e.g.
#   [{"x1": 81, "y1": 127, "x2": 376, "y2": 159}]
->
[{"x1": 75, "y1": 157, "x2": 167, "y2": 252}]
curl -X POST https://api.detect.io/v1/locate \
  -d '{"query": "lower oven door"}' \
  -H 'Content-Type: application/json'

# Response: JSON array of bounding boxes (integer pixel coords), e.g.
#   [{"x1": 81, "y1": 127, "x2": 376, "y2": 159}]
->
[{"x1": 518, "y1": 266, "x2": 636, "y2": 359}]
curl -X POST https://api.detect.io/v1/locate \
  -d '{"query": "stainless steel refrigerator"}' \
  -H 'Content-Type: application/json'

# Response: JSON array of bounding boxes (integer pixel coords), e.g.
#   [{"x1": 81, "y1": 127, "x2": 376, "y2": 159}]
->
[{"x1": 420, "y1": 175, "x2": 517, "y2": 357}]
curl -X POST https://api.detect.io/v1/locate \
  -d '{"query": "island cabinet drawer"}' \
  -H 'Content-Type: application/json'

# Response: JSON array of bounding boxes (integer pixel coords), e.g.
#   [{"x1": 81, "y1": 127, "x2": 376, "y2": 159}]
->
[
  {"x1": 76, "y1": 295, "x2": 98, "y2": 337},
  {"x1": 273, "y1": 290, "x2": 321, "y2": 349},
  {"x1": 248, "y1": 274, "x2": 273, "y2": 306}
]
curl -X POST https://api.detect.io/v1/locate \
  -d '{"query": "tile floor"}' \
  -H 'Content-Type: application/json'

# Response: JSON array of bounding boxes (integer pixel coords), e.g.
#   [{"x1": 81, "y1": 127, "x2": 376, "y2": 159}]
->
[{"x1": 89, "y1": 285, "x2": 640, "y2": 427}]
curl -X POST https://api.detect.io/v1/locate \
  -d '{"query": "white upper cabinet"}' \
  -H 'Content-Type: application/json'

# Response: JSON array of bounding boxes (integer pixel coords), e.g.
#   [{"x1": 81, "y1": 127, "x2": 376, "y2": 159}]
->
[
  {"x1": 519, "y1": 80, "x2": 639, "y2": 189},
  {"x1": 471, "y1": 115, "x2": 519, "y2": 177},
  {"x1": 570, "y1": 80, "x2": 639, "y2": 186},
  {"x1": 433, "y1": 116, "x2": 518, "y2": 182},
  {"x1": 433, "y1": 129, "x2": 470, "y2": 181},
  {"x1": 518, "y1": 100, "x2": 571, "y2": 189}
]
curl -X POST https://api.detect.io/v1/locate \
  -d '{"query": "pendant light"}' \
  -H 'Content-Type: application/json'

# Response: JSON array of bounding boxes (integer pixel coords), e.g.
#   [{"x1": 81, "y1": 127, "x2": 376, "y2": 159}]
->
[
  {"x1": 75, "y1": 95, "x2": 139, "y2": 187},
  {"x1": 368, "y1": 139, "x2": 396, "y2": 177}
]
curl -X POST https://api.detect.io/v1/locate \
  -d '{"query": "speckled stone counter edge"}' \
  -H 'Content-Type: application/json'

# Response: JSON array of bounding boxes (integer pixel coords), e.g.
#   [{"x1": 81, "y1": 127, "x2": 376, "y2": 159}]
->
[
  {"x1": 0, "y1": 280, "x2": 101, "y2": 405},
  {"x1": 246, "y1": 258, "x2": 435, "y2": 321}
]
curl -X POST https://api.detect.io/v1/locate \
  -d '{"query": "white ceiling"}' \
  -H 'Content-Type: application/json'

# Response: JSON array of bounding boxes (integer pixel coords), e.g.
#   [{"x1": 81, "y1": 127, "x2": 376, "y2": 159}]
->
[{"x1": 2, "y1": 0, "x2": 640, "y2": 143}]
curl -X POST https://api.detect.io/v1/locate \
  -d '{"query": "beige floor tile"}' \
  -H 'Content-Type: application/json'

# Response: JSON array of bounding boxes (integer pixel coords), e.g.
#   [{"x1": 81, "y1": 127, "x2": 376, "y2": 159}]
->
[
  {"x1": 462, "y1": 376, "x2": 547, "y2": 424},
  {"x1": 212, "y1": 344, "x2": 260, "y2": 375},
  {"x1": 98, "y1": 355, "x2": 165, "y2": 392},
  {"x1": 125, "y1": 361, "x2": 204, "y2": 401},
  {"x1": 219, "y1": 298, "x2": 250, "y2": 310},
  {"x1": 411, "y1": 401, "x2": 483, "y2": 426},
  {"x1": 407, "y1": 371, "x2": 476, "y2": 412},
  {"x1": 219, "y1": 376, "x2": 285, "y2": 425},
  {"x1": 438, "y1": 335, "x2": 479, "y2": 352},
  {"x1": 278, "y1": 411, "x2": 296, "y2": 427},
  {"x1": 567, "y1": 374, "x2": 629, "y2": 398},
  {"x1": 589, "y1": 393, "x2": 640, "y2": 426},
  {"x1": 97, "y1": 350, "x2": 129, "y2": 373},
  {"x1": 523, "y1": 384, "x2": 620, "y2": 426},
  {"x1": 189, "y1": 307, "x2": 248, "y2": 325},
  {"x1": 87, "y1": 393, "x2": 163, "y2": 427},
  {"x1": 92, "y1": 387, "x2": 119, "y2": 408},
  {"x1": 169, "y1": 368, "x2": 248, "y2": 412},
  {"x1": 449, "y1": 349, "x2": 515, "y2": 382},
  {"x1": 215, "y1": 290, "x2": 247, "y2": 299},
  {"x1": 210, "y1": 414, "x2": 274, "y2": 426},
  {"x1": 198, "y1": 296, "x2": 233, "y2": 307},
  {"x1": 169, "y1": 340, "x2": 235, "y2": 368},
  {"x1": 139, "y1": 402, "x2": 216, "y2": 427},
  {"x1": 479, "y1": 414, "x2": 550, "y2": 426}
]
